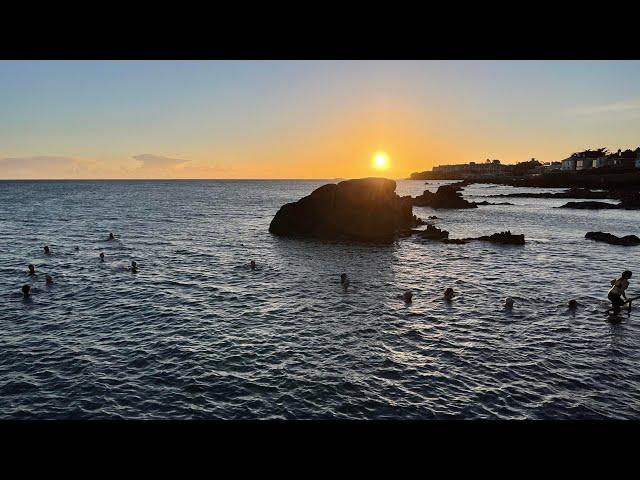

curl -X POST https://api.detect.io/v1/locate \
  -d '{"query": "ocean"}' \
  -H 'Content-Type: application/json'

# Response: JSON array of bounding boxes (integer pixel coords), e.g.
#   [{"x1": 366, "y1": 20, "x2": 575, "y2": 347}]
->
[{"x1": 1, "y1": 179, "x2": 639, "y2": 419}]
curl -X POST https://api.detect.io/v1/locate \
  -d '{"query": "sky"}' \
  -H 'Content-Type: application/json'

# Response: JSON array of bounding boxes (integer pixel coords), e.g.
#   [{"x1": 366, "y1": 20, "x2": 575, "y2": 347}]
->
[{"x1": 1, "y1": 60, "x2": 640, "y2": 179}]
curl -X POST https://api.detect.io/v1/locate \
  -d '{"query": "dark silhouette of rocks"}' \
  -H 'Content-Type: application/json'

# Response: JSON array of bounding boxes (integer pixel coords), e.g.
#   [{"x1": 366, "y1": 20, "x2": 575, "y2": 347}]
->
[
  {"x1": 475, "y1": 231, "x2": 525, "y2": 245},
  {"x1": 428, "y1": 215, "x2": 439, "y2": 219},
  {"x1": 269, "y1": 177, "x2": 413, "y2": 242},
  {"x1": 473, "y1": 201, "x2": 514, "y2": 206},
  {"x1": 559, "y1": 193, "x2": 640, "y2": 210},
  {"x1": 443, "y1": 238, "x2": 468, "y2": 244},
  {"x1": 412, "y1": 184, "x2": 477, "y2": 209},
  {"x1": 559, "y1": 201, "x2": 619, "y2": 209},
  {"x1": 413, "y1": 215, "x2": 428, "y2": 226},
  {"x1": 413, "y1": 228, "x2": 524, "y2": 245},
  {"x1": 413, "y1": 224, "x2": 449, "y2": 240},
  {"x1": 585, "y1": 231, "x2": 640, "y2": 246},
  {"x1": 488, "y1": 187, "x2": 615, "y2": 200}
]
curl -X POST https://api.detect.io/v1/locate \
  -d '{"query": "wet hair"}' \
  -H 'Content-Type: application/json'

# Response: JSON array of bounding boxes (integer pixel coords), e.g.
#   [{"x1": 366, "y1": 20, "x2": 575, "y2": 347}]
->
[
  {"x1": 250, "y1": 260, "x2": 256, "y2": 270},
  {"x1": 444, "y1": 287, "x2": 454, "y2": 297},
  {"x1": 28, "y1": 264, "x2": 35, "y2": 273},
  {"x1": 44, "y1": 245, "x2": 50, "y2": 253},
  {"x1": 505, "y1": 297, "x2": 514, "y2": 307},
  {"x1": 622, "y1": 270, "x2": 632, "y2": 278},
  {"x1": 568, "y1": 299, "x2": 578, "y2": 309},
  {"x1": 45, "y1": 275, "x2": 53, "y2": 285},
  {"x1": 403, "y1": 291, "x2": 413, "y2": 302},
  {"x1": 340, "y1": 273, "x2": 347, "y2": 281},
  {"x1": 132, "y1": 261, "x2": 137, "y2": 267},
  {"x1": 22, "y1": 284, "x2": 31, "y2": 297},
  {"x1": 100, "y1": 252, "x2": 105, "y2": 260}
]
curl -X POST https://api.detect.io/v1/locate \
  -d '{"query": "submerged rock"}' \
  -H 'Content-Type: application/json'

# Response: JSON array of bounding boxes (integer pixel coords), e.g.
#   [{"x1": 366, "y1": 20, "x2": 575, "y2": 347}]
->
[
  {"x1": 413, "y1": 224, "x2": 449, "y2": 240},
  {"x1": 559, "y1": 201, "x2": 619, "y2": 209},
  {"x1": 412, "y1": 184, "x2": 477, "y2": 209},
  {"x1": 443, "y1": 238, "x2": 468, "y2": 244},
  {"x1": 475, "y1": 231, "x2": 525, "y2": 245},
  {"x1": 585, "y1": 231, "x2": 640, "y2": 246},
  {"x1": 473, "y1": 201, "x2": 514, "y2": 206},
  {"x1": 269, "y1": 177, "x2": 413, "y2": 242}
]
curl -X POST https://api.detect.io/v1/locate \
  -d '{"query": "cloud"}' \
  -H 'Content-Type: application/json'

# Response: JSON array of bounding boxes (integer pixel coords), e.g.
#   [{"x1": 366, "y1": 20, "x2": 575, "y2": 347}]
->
[
  {"x1": 0, "y1": 156, "x2": 101, "y2": 178},
  {"x1": 131, "y1": 153, "x2": 230, "y2": 177},
  {"x1": 567, "y1": 99, "x2": 640, "y2": 116},
  {"x1": 132, "y1": 154, "x2": 190, "y2": 171}
]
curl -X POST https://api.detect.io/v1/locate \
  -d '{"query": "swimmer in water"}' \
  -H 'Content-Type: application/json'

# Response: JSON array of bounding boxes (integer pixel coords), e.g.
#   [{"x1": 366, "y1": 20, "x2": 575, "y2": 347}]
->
[
  {"x1": 22, "y1": 284, "x2": 31, "y2": 298},
  {"x1": 444, "y1": 287, "x2": 455, "y2": 301},
  {"x1": 28, "y1": 264, "x2": 36, "y2": 276},
  {"x1": 568, "y1": 299, "x2": 578, "y2": 310},
  {"x1": 402, "y1": 291, "x2": 413, "y2": 303},
  {"x1": 250, "y1": 260, "x2": 256, "y2": 271},
  {"x1": 108, "y1": 232, "x2": 115, "y2": 241},
  {"x1": 74, "y1": 246, "x2": 80, "y2": 251},
  {"x1": 100, "y1": 252, "x2": 105, "y2": 262},
  {"x1": 45, "y1": 274, "x2": 54, "y2": 285},
  {"x1": 130, "y1": 261, "x2": 138, "y2": 273},
  {"x1": 44, "y1": 245, "x2": 51, "y2": 254},
  {"x1": 504, "y1": 297, "x2": 514, "y2": 309},
  {"x1": 340, "y1": 273, "x2": 350, "y2": 290},
  {"x1": 608, "y1": 270, "x2": 632, "y2": 314}
]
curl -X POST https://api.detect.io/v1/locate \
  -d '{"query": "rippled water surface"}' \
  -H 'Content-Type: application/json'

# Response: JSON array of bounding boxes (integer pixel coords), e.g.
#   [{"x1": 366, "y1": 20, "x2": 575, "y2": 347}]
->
[{"x1": 1, "y1": 179, "x2": 639, "y2": 419}]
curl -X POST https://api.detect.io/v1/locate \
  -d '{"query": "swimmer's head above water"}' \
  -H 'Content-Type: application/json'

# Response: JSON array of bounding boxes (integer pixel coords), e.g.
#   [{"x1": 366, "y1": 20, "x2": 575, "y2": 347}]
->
[
  {"x1": 505, "y1": 297, "x2": 514, "y2": 309},
  {"x1": 403, "y1": 291, "x2": 413, "y2": 303},
  {"x1": 250, "y1": 260, "x2": 256, "y2": 270},
  {"x1": 100, "y1": 252, "x2": 105, "y2": 261},
  {"x1": 444, "y1": 288, "x2": 454, "y2": 300},
  {"x1": 22, "y1": 284, "x2": 31, "y2": 298},
  {"x1": 568, "y1": 299, "x2": 578, "y2": 309},
  {"x1": 45, "y1": 274, "x2": 54, "y2": 285},
  {"x1": 131, "y1": 261, "x2": 138, "y2": 273},
  {"x1": 108, "y1": 232, "x2": 115, "y2": 240},
  {"x1": 44, "y1": 245, "x2": 50, "y2": 254},
  {"x1": 28, "y1": 264, "x2": 35, "y2": 275}
]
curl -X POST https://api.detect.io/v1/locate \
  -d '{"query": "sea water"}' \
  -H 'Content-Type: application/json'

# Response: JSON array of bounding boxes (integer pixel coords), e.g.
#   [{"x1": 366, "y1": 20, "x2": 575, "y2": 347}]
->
[{"x1": 0, "y1": 179, "x2": 638, "y2": 419}]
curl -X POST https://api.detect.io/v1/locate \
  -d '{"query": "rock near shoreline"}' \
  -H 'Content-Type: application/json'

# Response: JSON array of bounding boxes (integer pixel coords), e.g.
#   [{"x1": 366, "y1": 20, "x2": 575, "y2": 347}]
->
[
  {"x1": 269, "y1": 177, "x2": 413, "y2": 242},
  {"x1": 585, "y1": 231, "x2": 640, "y2": 246}
]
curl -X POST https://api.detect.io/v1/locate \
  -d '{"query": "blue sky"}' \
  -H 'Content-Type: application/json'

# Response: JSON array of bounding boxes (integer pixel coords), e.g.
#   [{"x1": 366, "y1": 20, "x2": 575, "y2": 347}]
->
[{"x1": 1, "y1": 60, "x2": 639, "y2": 178}]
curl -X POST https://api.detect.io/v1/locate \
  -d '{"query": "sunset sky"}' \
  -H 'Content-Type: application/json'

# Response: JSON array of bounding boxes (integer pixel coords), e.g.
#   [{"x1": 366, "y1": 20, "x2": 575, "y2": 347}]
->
[{"x1": 1, "y1": 60, "x2": 640, "y2": 179}]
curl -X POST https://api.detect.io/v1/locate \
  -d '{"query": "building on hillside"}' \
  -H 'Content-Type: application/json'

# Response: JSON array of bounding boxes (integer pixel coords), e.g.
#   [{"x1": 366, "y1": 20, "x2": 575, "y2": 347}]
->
[
  {"x1": 561, "y1": 158, "x2": 577, "y2": 170},
  {"x1": 576, "y1": 158, "x2": 593, "y2": 170}
]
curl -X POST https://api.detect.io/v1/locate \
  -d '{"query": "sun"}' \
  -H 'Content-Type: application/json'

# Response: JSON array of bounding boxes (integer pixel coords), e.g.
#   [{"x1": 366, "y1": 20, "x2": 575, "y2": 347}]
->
[{"x1": 372, "y1": 151, "x2": 390, "y2": 171}]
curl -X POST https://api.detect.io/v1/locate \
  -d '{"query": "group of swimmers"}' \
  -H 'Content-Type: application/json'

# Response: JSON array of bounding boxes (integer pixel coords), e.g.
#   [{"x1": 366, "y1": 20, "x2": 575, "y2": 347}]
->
[
  {"x1": 339, "y1": 270, "x2": 634, "y2": 315},
  {"x1": 21, "y1": 233, "x2": 139, "y2": 298}
]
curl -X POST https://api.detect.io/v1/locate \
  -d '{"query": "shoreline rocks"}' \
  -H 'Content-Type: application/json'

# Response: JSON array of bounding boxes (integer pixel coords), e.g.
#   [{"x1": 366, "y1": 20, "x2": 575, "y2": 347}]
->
[
  {"x1": 585, "y1": 231, "x2": 640, "y2": 246},
  {"x1": 475, "y1": 231, "x2": 525, "y2": 245},
  {"x1": 412, "y1": 184, "x2": 477, "y2": 209},
  {"x1": 559, "y1": 201, "x2": 619, "y2": 209},
  {"x1": 413, "y1": 228, "x2": 525, "y2": 245},
  {"x1": 269, "y1": 177, "x2": 414, "y2": 242}
]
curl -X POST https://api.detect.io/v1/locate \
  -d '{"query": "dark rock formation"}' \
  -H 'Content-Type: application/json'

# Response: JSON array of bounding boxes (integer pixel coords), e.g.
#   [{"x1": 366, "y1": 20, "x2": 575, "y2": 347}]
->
[
  {"x1": 559, "y1": 193, "x2": 640, "y2": 210},
  {"x1": 269, "y1": 177, "x2": 414, "y2": 242},
  {"x1": 585, "y1": 231, "x2": 640, "y2": 246},
  {"x1": 413, "y1": 224, "x2": 449, "y2": 240},
  {"x1": 475, "y1": 231, "x2": 525, "y2": 245},
  {"x1": 412, "y1": 184, "x2": 477, "y2": 209},
  {"x1": 473, "y1": 201, "x2": 514, "y2": 206},
  {"x1": 413, "y1": 215, "x2": 428, "y2": 226},
  {"x1": 428, "y1": 215, "x2": 439, "y2": 219},
  {"x1": 443, "y1": 238, "x2": 468, "y2": 244},
  {"x1": 488, "y1": 187, "x2": 614, "y2": 200},
  {"x1": 559, "y1": 201, "x2": 619, "y2": 209}
]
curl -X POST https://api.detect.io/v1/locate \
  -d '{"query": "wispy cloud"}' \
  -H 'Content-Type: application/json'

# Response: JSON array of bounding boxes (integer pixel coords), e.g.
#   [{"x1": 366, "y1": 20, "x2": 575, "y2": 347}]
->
[
  {"x1": 0, "y1": 156, "x2": 102, "y2": 178},
  {"x1": 131, "y1": 154, "x2": 230, "y2": 177},
  {"x1": 567, "y1": 98, "x2": 640, "y2": 116}
]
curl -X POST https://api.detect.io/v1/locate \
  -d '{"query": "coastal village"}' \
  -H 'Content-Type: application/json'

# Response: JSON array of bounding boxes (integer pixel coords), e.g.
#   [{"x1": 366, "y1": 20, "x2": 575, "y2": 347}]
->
[{"x1": 410, "y1": 147, "x2": 640, "y2": 180}]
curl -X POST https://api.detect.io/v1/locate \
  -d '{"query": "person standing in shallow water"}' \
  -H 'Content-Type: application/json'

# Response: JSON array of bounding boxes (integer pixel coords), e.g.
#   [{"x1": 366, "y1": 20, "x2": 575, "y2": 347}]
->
[{"x1": 609, "y1": 270, "x2": 632, "y2": 314}]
